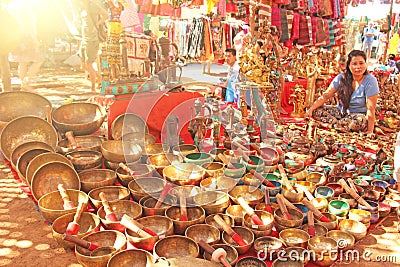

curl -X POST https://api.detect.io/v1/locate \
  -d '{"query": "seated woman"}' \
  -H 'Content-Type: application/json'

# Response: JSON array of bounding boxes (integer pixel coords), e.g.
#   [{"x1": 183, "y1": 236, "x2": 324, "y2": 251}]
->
[{"x1": 305, "y1": 50, "x2": 379, "y2": 137}]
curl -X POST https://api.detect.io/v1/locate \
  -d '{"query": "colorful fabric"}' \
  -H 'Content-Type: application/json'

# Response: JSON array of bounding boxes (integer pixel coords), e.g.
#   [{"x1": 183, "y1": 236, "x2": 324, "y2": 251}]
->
[
  {"x1": 327, "y1": 19, "x2": 335, "y2": 47},
  {"x1": 311, "y1": 16, "x2": 318, "y2": 44},
  {"x1": 271, "y1": 7, "x2": 281, "y2": 32},
  {"x1": 280, "y1": 9, "x2": 290, "y2": 42},
  {"x1": 298, "y1": 15, "x2": 311, "y2": 45},
  {"x1": 306, "y1": 16, "x2": 313, "y2": 44},
  {"x1": 315, "y1": 17, "x2": 328, "y2": 45},
  {"x1": 258, "y1": 3, "x2": 271, "y2": 27}
]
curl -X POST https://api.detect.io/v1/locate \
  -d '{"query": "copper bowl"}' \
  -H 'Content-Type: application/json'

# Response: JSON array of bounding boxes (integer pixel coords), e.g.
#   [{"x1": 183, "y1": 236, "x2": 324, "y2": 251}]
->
[
  {"x1": 229, "y1": 185, "x2": 264, "y2": 207},
  {"x1": 236, "y1": 257, "x2": 267, "y2": 266},
  {"x1": 16, "y1": 148, "x2": 53, "y2": 185},
  {"x1": 165, "y1": 206, "x2": 206, "y2": 234},
  {"x1": 200, "y1": 176, "x2": 237, "y2": 193},
  {"x1": 110, "y1": 113, "x2": 148, "y2": 141},
  {"x1": 52, "y1": 212, "x2": 101, "y2": 249},
  {"x1": 315, "y1": 213, "x2": 338, "y2": 231},
  {"x1": 57, "y1": 135, "x2": 104, "y2": 155},
  {"x1": 107, "y1": 249, "x2": 155, "y2": 267},
  {"x1": 104, "y1": 158, "x2": 140, "y2": 171},
  {"x1": 259, "y1": 146, "x2": 280, "y2": 166},
  {"x1": 225, "y1": 205, "x2": 246, "y2": 226},
  {"x1": 306, "y1": 172, "x2": 326, "y2": 187},
  {"x1": 128, "y1": 177, "x2": 166, "y2": 202},
  {"x1": 279, "y1": 229, "x2": 310, "y2": 248},
  {"x1": 101, "y1": 140, "x2": 142, "y2": 163},
  {"x1": 364, "y1": 186, "x2": 385, "y2": 202},
  {"x1": 38, "y1": 189, "x2": 88, "y2": 223},
  {"x1": 116, "y1": 163, "x2": 155, "y2": 187},
  {"x1": 163, "y1": 162, "x2": 205, "y2": 186},
  {"x1": 308, "y1": 236, "x2": 338, "y2": 266},
  {"x1": 10, "y1": 141, "x2": 54, "y2": 169},
  {"x1": 203, "y1": 244, "x2": 238, "y2": 266},
  {"x1": 282, "y1": 187, "x2": 304, "y2": 203},
  {"x1": 143, "y1": 143, "x2": 170, "y2": 160},
  {"x1": 97, "y1": 200, "x2": 142, "y2": 231},
  {"x1": 169, "y1": 185, "x2": 201, "y2": 207},
  {"x1": 222, "y1": 226, "x2": 254, "y2": 255},
  {"x1": 153, "y1": 235, "x2": 199, "y2": 259},
  {"x1": 66, "y1": 150, "x2": 103, "y2": 172},
  {"x1": 193, "y1": 191, "x2": 230, "y2": 215},
  {"x1": 88, "y1": 186, "x2": 131, "y2": 210},
  {"x1": 125, "y1": 215, "x2": 174, "y2": 251},
  {"x1": 52, "y1": 102, "x2": 106, "y2": 135},
  {"x1": 78, "y1": 169, "x2": 116, "y2": 193},
  {"x1": 338, "y1": 193, "x2": 357, "y2": 209},
  {"x1": 75, "y1": 230, "x2": 127, "y2": 267},
  {"x1": 185, "y1": 224, "x2": 220, "y2": 246},
  {"x1": 31, "y1": 161, "x2": 81, "y2": 201},
  {"x1": 301, "y1": 224, "x2": 328, "y2": 237},
  {"x1": 147, "y1": 153, "x2": 183, "y2": 175},
  {"x1": 272, "y1": 258, "x2": 304, "y2": 267},
  {"x1": 139, "y1": 195, "x2": 176, "y2": 216},
  {"x1": 201, "y1": 162, "x2": 225, "y2": 178},
  {"x1": 205, "y1": 213, "x2": 235, "y2": 232},
  {"x1": 339, "y1": 219, "x2": 367, "y2": 241},
  {"x1": 283, "y1": 247, "x2": 309, "y2": 265},
  {"x1": 274, "y1": 208, "x2": 304, "y2": 228},
  {"x1": 326, "y1": 230, "x2": 355, "y2": 251},
  {"x1": 253, "y1": 236, "x2": 284, "y2": 258},
  {"x1": 172, "y1": 144, "x2": 199, "y2": 158},
  {"x1": 243, "y1": 210, "x2": 274, "y2": 238}
]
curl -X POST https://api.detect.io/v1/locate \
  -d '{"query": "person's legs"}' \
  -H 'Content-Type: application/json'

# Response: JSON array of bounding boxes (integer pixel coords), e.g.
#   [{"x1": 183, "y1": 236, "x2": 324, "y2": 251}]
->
[
  {"x1": 81, "y1": 41, "x2": 100, "y2": 92},
  {"x1": 0, "y1": 55, "x2": 11, "y2": 92},
  {"x1": 18, "y1": 62, "x2": 28, "y2": 82},
  {"x1": 27, "y1": 61, "x2": 43, "y2": 81}
]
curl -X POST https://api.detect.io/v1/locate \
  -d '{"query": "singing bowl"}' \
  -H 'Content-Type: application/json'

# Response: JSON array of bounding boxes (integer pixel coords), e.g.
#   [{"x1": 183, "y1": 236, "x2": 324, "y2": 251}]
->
[
  {"x1": 244, "y1": 155, "x2": 265, "y2": 172},
  {"x1": 328, "y1": 200, "x2": 350, "y2": 217},
  {"x1": 242, "y1": 173, "x2": 263, "y2": 187},
  {"x1": 274, "y1": 208, "x2": 304, "y2": 228},
  {"x1": 295, "y1": 181, "x2": 316, "y2": 194},
  {"x1": 279, "y1": 229, "x2": 310, "y2": 248},
  {"x1": 172, "y1": 144, "x2": 198, "y2": 158},
  {"x1": 97, "y1": 200, "x2": 142, "y2": 231},
  {"x1": 205, "y1": 213, "x2": 235, "y2": 231},
  {"x1": 243, "y1": 210, "x2": 274, "y2": 238},
  {"x1": 152, "y1": 257, "x2": 220, "y2": 266},
  {"x1": 79, "y1": 169, "x2": 117, "y2": 193},
  {"x1": 225, "y1": 205, "x2": 246, "y2": 226},
  {"x1": 31, "y1": 161, "x2": 80, "y2": 201},
  {"x1": 223, "y1": 163, "x2": 246, "y2": 179},
  {"x1": 26, "y1": 152, "x2": 73, "y2": 186},
  {"x1": 147, "y1": 153, "x2": 183, "y2": 174},
  {"x1": 272, "y1": 258, "x2": 304, "y2": 267},
  {"x1": 201, "y1": 162, "x2": 225, "y2": 178},
  {"x1": 139, "y1": 195, "x2": 176, "y2": 216},
  {"x1": 291, "y1": 169, "x2": 308, "y2": 181},
  {"x1": 254, "y1": 236, "x2": 284, "y2": 257},
  {"x1": 200, "y1": 176, "x2": 237, "y2": 193},
  {"x1": 128, "y1": 177, "x2": 166, "y2": 202},
  {"x1": 38, "y1": 189, "x2": 88, "y2": 223},
  {"x1": 229, "y1": 185, "x2": 264, "y2": 206},
  {"x1": 110, "y1": 113, "x2": 148, "y2": 141},
  {"x1": 193, "y1": 191, "x2": 230, "y2": 215},
  {"x1": 283, "y1": 247, "x2": 309, "y2": 265},
  {"x1": 107, "y1": 249, "x2": 155, "y2": 267},
  {"x1": 209, "y1": 147, "x2": 227, "y2": 162},
  {"x1": 52, "y1": 212, "x2": 101, "y2": 249},
  {"x1": 326, "y1": 230, "x2": 355, "y2": 251},
  {"x1": 275, "y1": 221, "x2": 301, "y2": 232},
  {"x1": 378, "y1": 202, "x2": 391, "y2": 217},
  {"x1": 185, "y1": 224, "x2": 220, "y2": 246},
  {"x1": 339, "y1": 219, "x2": 367, "y2": 241},
  {"x1": 104, "y1": 158, "x2": 140, "y2": 171},
  {"x1": 315, "y1": 213, "x2": 338, "y2": 231},
  {"x1": 101, "y1": 140, "x2": 142, "y2": 163},
  {"x1": 52, "y1": 102, "x2": 106, "y2": 135},
  {"x1": 88, "y1": 186, "x2": 131, "y2": 210},
  {"x1": 301, "y1": 224, "x2": 328, "y2": 237},
  {"x1": 326, "y1": 183, "x2": 343, "y2": 197},
  {"x1": 169, "y1": 185, "x2": 201, "y2": 207},
  {"x1": 165, "y1": 206, "x2": 206, "y2": 235},
  {"x1": 358, "y1": 200, "x2": 379, "y2": 212},
  {"x1": 349, "y1": 209, "x2": 371, "y2": 225},
  {"x1": 75, "y1": 230, "x2": 127, "y2": 267},
  {"x1": 143, "y1": 143, "x2": 170, "y2": 158},
  {"x1": 57, "y1": 135, "x2": 104, "y2": 155},
  {"x1": 125, "y1": 215, "x2": 174, "y2": 251},
  {"x1": 222, "y1": 226, "x2": 254, "y2": 255},
  {"x1": 314, "y1": 186, "x2": 334, "y2": 200},
  {"x1": 184, "y1": 152, "x2": 213, "y2": 166},
  {"x1": 10, "y1": 141, "x2": 54, "y2": 169},
  {"x1": 282, "y1": 187, "x2": 304, "y2": 203},
  {"x1": 236, "y1": 257, "x2": 267, "y2": 267},
  {"x1": 116, "y1": 163, "x2": 155, "y2": 187},
  {"x1": 154, "y1": 235, "x2": 199, "y2": 259},
  {"x1": 203, "y1": 244, "x2": 238, "y2": 266},
  {"x1": 66, "y1": 150, "x2": 103, "y2": 171},
  {"x1": 163, "y1": 162, "x2": 205, "y2": 186},
  {"x1": 308, "y1": 236, "x2": 338, "y2": 266},
  {"x1": 306, "y1": 172, "x2": 326, "y2": 187},
  {"x1": 338, "y1": 193, "x2": 358, "y2": 209},
  {"x1": 16, "y1": 148, "x2": 53, "y2": 184},
  {"x1": 259, "y1": 146, "x2": 280, "y2": 166}
]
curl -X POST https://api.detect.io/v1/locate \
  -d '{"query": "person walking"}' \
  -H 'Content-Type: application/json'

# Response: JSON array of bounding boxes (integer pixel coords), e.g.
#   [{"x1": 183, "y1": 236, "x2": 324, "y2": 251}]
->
[{"x1": 362, "y1": 22, "x2": 376, "y2": 60}]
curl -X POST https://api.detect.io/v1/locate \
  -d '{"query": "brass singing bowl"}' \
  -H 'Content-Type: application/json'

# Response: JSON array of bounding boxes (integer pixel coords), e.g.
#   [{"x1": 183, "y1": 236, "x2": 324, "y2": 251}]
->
[
  {"x1": 272, "y1": 258, "x2": 304, "y2": 267},
  {"x1": 144, "y1": 143, "x2": 170, "y2": 157},
  {"x1": 128, "y1": 177, "x2": 166, "y2": 202},
  {"x1": 229, "y1": 185, "x2": 264, "y2": 207},
  {"x1": 31, "y1": 161, "x2": 80, "y2": 201},
  {"x1": 52, "y1": 212, "x2": 101, "y2": 249},
  {"x1": 16, "y1": 148, "x2": 53, "y2": 185},
  {"x1": 147, "y1": 153, "x2": 183, "y2": 175},
  {"x1": 153, "y1": 257, "x2": 220, "y2": 266},
  {"x1": 88, "y1": 186, "x2": 131, "y2": 210},
  {"x1": 315, "y1": 213, "x2": 338, "y2": 231},
  {"x1": 172, "y1": 144, "x2": 198, "y2": 158},
  {"x1": 116, "y1": 164, "x2": 155, "y2": 188},
  {"x1": 244, "y1": 210, "x2": 274, "y2": 238},
  {"x1": 57, "y1": 135, "x2": 104, "y2": 155},
  {"x1": 205, "y1": 213, "x2": 235, "y2": 231},
  {"x1": 163, "y1": 162, "x2": 205, "y2": 186},
  {"x1": 326, "y1": 183, "x2": 344, "y2": 197},
  {"x1": 259, "y1": 146, "x2": 280, "y2": 166},
  {"x1": 75, "y1": 230, "x2": 127, "y2": 267},
  {"x1": 184, "y1": 152, "x2": 213, "y2": 166},
  {"x1": 26, "y1": 152, "x2": 73, "y2": 186},
  {"x1": 193, "y1": 191, "x2": 230, "y2": 215},
  {"x1": 154, "y1": 235, "x2": 199, "y2": 259},
  {"x1": 225, "y1": 205, "x2": 246, "y2": 226},
  {"x1": 223, "y1": 163, "x2": 246, "y2": 179},
  {"x1": 378, "y1": 202, "x2": 392, "y2": 218},
  {"x1": 364, "y1": 186, "x2": 385, "y2": 202},
  {"x1": 78, "y1": 169, "x2": 116, "y2": 193},
  {"x1": 275, "y1": 221, "x2": 301, "y2": 232},
  {"x1": 209, "y1": 148, "x2": 227, "y2": 162},
  {"x1": 201, "y1": 162, "x2": 225, "y2": 178},
  {"x1": 200, "y1": 176, "x2": 237, "y2": 193},
  {"x1": 165, "y1": 206, "x2": 205, "y2": 234},
  {"x1": 52, "y1": 102, "x2": 106, "y2": 135},
  {"x1": 185, "y1": 224, "x2": 220, "y2": 246},
  {"x1": 125, "y1": 215, "x2": 174, "y2": 251},
  {"x1": 339, "y1": 219, "x2": 367, "y2": 241},
  {"x1": 121, "y1": 132, "x2": 156, "y2": 145},
  {"x1": 110, "y1": 113, "x2": 148, "y2": 141},
  {"x1": 295, "y1": 181, "x2": 316, "y2": 194},
  {"x1": 66, "y1": 150, "x2": 103, "y2": 172},
  {"x1": 10, "y1": 141, "x2": 54, "y2": 169},
  {"x1": 101, "y1": 140, "x2": 142, "y2": 164},
  {"x1": 139, "y1": 195, "x2": 176, "y2": 216},
  {"x1": 104, "y1": 158, "x2": 141, "y2": 171},
  {"x1": 282, "y1": 187, "x2": 304, "y2": 203},
  {"x1": 311, "y1": 197, "x2": 329, "y2": 212},
  {"x1": 222, "y1": 226, "x2": 254, "y2": 255},
  {"x1": 338, "y1": 193, "x2": 358, "y2": 209},
  {"x1": 279, "y1": 229, "x2": 310, "y2": 248},
  {"x1": 283, "y1": 247, "x2": 308, "y2": 265},
  {"x1": 306, "y1": 172, "x2": 327, "y2": 187},
  {"x1": 348, "y1": 209, "x2": 371, "y2": 225},
  {"x1": 254, "y1": 236, "x2": 284, "y2": 257},
  {"x1": 107, "y1": 249, "x2": 155, "y2": 267},
  {"x1": 291, "y1": 169, "x2": 308, "y2": 181},
  {"x1": 301, "y1": 224, "x2": 328, "y2": 237},
  {"x1": 326, "y1": 230, "x2": 355, "y2": 251},
  {"x1": 236, "y1": 257, "x2": 267, "y2": 266},
  {"x1": 328, "y1": 199, "x2": 350, "y2": 217},
  {"x1": 38, "y1": 189, "x2": 88, "y2": 223},
  {"x1": 203, "y1": 244, "x2": 238, "y2": 266},
  {"x1": 308, "y1": 236, "x2": 338, "y2": 266},
  {"x1": 274, "y1": 208, "x2": 304, "y2": 228},
  {"x1": 169, "y1": 185, "x2": 201, "y2": 207},
  {"x1": 98, "y1": 200, "x2": 142, "y2": 232}
]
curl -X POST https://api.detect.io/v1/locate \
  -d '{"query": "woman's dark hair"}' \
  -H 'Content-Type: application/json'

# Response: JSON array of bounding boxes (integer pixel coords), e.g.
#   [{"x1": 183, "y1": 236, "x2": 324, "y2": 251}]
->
[{"x1": 337, "y1": 50, "x2": 367, "y2": 113}]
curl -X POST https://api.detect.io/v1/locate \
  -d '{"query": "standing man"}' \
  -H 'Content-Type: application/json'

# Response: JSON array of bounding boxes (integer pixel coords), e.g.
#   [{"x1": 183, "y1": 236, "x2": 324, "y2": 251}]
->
[
  {"x1": 362, "y1": 22, "x2": 375, "y2": 60},
  {"x1": 223, "y1": 48, "x2": 240, "y2": 102}
]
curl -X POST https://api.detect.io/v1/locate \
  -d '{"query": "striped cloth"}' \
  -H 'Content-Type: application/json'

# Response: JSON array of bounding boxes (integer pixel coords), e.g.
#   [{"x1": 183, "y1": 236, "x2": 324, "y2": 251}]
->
[
  {"x1": 306, "y1": 16, "x2": 313, "y2": 44},
  {"x1": 326, "y1": 19, "x2": 336, "y2": 47},
  {"x1": 280, "y1": 9, "x2": 290, "y2": 42},
  {"x1": 315, "y1": 17, "x2": 329, "y2": 45},
  {"x1": 298, "y1": 15, "x2": 311, "y2": 45},
  {"x1": 271, "y1": 7, "x2": 281, "y2": 32},
  {"x1": 258, "y1": 3, "x2": 271, "y2": 28},
  {"x1": 286, "y1": 10, "x2": 293, "y2": 39},
  {"x1": 311, "y1": 16, "x2": 318, "y2": 44},
  {"x1": 291, "y1": 12, "x2": 300, "y2": 40}
]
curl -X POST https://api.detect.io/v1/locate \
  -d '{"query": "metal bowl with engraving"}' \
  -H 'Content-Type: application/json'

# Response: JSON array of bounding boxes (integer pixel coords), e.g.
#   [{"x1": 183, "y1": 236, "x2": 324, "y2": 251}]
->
[
  {"x1": 163, "y1": 162, "x2": 205, "y2": 186},
  {"x1": 128, "y1": 177, "x2": 166, "y2": 202},
  {"x1": 225, "y1": 205, "x2": 246, "y2": 226},
  {"x1": 16, "y1": 148, "x2": 54, "y2": 184},
  {"x1": 222, "y1": 226, "x2": 254, "y2": 255},
  {"x1": 203, "y1": 244, "x2": 238, "y2": 266},
  {"x1": 110, "y1": 113, "x2": 148, "y2": 140},
  {"x1": 315, "y1": 213, "x2": 338, "y2": 231},
  {"x1": 57, "y1": 135, "x2": 104, "y2": 155},
  {"x1": 193, "y1": 191, "x2": 230, "y2": 215},
  {"x1": 200, "y1": 176, "x2": 237, "y2": 193},
  {"x1": 116, "y1": 163, "x2": 155, "y2": 187},
  {"x1": 243, "y1": 210, "x2": 274, "y2": 238},
  {"x1": 165, "y1": 206, "x2": 206, "y2": 234},
  {"x1": 339, "y1": 219, "x2": 367, "y2": 241},
  {"x1": 66, "y1": 150, "x2": 103, "y2": 171},
  {"x1": 229, "y1": 185, "x2": 264, "y2": 207},
  {"x1": 153, "y1": 235, "x2": 199, "y2": 259},
  {"x1": 102, "y1": 140, "x2": 142, "y2": 163},
  {"x1": 326, "y1": 230, "x2": 355, "y2": 251},
  {"x1": 78, "y1": 169, "x2": 116, "y2": 193},
  {"x1": 172, "y1": 144, "x2": 199, "y2": 158},
  {"x1": 279, "y1": 229, "x2": 310, "y2": 248},
  {"x1": 52, "y1": 102, "x2": 106, "y2": 135},
  {"x1": 205, "y1": 213, "x2": 234, "y2": 231},
  {"x1": 169, "y1": 185, "x2": 201, "y2": 207},
  {"x1": 147, "y1": 153, "x2": 183, "y2": 175},
  {"x1": 253, "y1": 236, "x2": 284, "y2": 259},
  {"x1": 185, "y1": 224, "x2": 220, "y2": 246},
  {"x1": 97, "y1": 200, "x2": 142, "y2": 232},
  {"x1": 274, "y1": 208, "x2": 304, "y2": 228},
  {"x1": 308, "y1": 236, "x2": 338, "y2": 266},
  {"x1": 88, "y1": 186, "x2": 131, "y2": 210},
  {"x1": 139, "y1": 195, "x2": 177, "y2": 216},
  {"x1": 107, "y1": 249, "x2": 155, "y2": 267},
  {"x1": 10, "y1": 141, "x2": 54, "y2": 169}
]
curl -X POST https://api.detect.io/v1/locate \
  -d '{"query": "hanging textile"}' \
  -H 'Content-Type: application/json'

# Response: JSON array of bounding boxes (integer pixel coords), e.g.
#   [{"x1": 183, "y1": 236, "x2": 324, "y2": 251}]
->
[
  {"x1": 306, "y1": 16, "x2": 313, "y2": 44},
  {"x1": 258, "y1": 3, "x2": 271, "y2": 28},
  {"x1": 217, "y1": 0, "x2": 226, "y2": 17},
  {"x1": 326, "y1": 19, "x2": 336, "y2": 47},
  {"x1": 187, "y1": 18, "x2": 205, "y2": 59},
  {"x1": 271, "y1": 7, "x2": 281, "y2": 33},
  {"x1": 315, "y1": 17, "x2": 328, "y2": 45},
  {"x1": 280, "y1": 9, "x2": 290, "y2": 42},
  {"x1": 309, "y1": 0, "x2": 319, "y2": 14},
  {"x1": 121, "y1": 0, "x2": 140, "y2": 28},
  {"x1": 286, "y1": 10, "x2": 293, "y2": 40},
  {"x1": 311, "y1": 16, "x2": 318, "y2": 44},
  {"x1": 298, "y1": 15, "x2": 311, "y2": 45},
  {"x1": 200, "y1": 18, "x2": 213, "y2": 61},
  {"x1": 319, "y1": 0, "x2": 333, "y2": 17}
]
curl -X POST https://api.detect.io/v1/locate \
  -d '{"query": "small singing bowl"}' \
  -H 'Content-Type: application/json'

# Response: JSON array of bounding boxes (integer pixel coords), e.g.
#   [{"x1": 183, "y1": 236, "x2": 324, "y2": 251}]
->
[
  {"x1": 75, "y1": 230, "x2": 127, "y2": 267},
  {"x1": 243, "y1": 210, "x2": 274, "y2": 233},
  {"x1": 193, "y1": 191, "x2": 230, "y2": 215},
  {"x1": 144, "y1": 143, "x2": 170, "y2": 158},
  {"x1": 264, "y1": 181, "x2": 282, "y2": 197},
  {"x1": 311, "y1": 197, "x2": 329, "y2": 212},
  {"x1": 184, "y1": 152, "x2": 213, "y2": 166},
  {"x1": 171, "y1": 144, "x2": 198, "y2": 158},
  {"x1": 52, "y1": 212, "x2": 101, "y2": 249},
  {"x1": 226, "y1": 205, "x2": 246, "y2": 226},
  {"x1": 153, "y1": 235, "x2": 199, "y2": 259},
  {"x1": 104, "y1": 159, "x2": 140, "y2": 171},
  {"x1": 308, "y1": 236, "x2": 338, "y2": 266},
  {"x1": 275, "y1": 221, "x2": 301, "y2": 232},
  {"x1": 378, "y1": 202, "x2": 392, "y2": 218},
  {"x1": 200, "y1": 176, "x2": 237, "y2": 193},
  {"x1": 115, "y1": 163, "x2": 155, "y2": 187},
  {"x1": 165, "y1": 206, "x2": 206, "y2": 235},
  {"x1": 282, "y1": 187, "x2": 304, "y2": 203},
  {"x1": 371, "y1": 180, "x2": 389, "y2": 190},
  {"x1": 38, "y1": 189, "x2": 88, "y2": 223},
  {"x1": 326, "y1": 230, "x2": 355, "y2": 251},
  {"x1": 383, "y1": 198, "x2": 400, "y2": 211},
  {"x1": 185, "y1": 223, "x2": 220, "y2": 246},
  {"x1": 222, "y1": 226, "x2": 254, "y2": 255},
  {"x1": 88, "y1": 186, "x2": 131, "y2": 210},
  {"x1": 274, "y1": 208, "x2": 304, "y2": 228},
  {"x1": 242, "y1": 173, "x2": 262, "y2": 187},
  {"x1": 205, "y1": 213, "x2": 234, "y2": 231},
  {"x1": 128, "y1": 177, "x2": 166, "y2": 202},
  {"x1": 65, "y1": 150, "x2": 102, "y2": 171},
  {"x1": 328, "y1": 200, "x2": 350, "y2": 217},
  {"x1": 147, "y1": 153, "x2": 183, "y2": 175},
  {"x1": 338, "y1": 193, "x2": 357, "y2": 209},
  {"x1": 272, "y1": 258, "x2": 304, "y2": 267},
  {"x1": 223, "y1": 149, "x2": 243, "y2": 164},
  {"x1": 315, "y1": 213, "x2": 338, "y2": 231},
  {"x1": 107, "y1": 249, "x2": 155, "y2": 267},
  {"x1": 358, "y1": 200, "x2": 378, "y2": 212},
  {"x1": 203, "y1": 244, "x2": 238, "y2": 266},
  {"x1": 301, "y1": 224, "x2": 328, "y2": 237},
  {"x1": 293, "y1": 203, "x2": 309, "y2": 224},
  {"x1": 223, "y1": 163, "x2": 246, "y2": 179},
  {"x1": 236, "y1": 257, "x2": 267, "y2": 267},
  {"x1": 229, "y1": 185, "x2": 264, "y2": 207},
  {"x1": 279, "y1": 229, "x2": 310, "y2": 248},
  {"x1": 364, "y1": 187, "x2": 384, "y2": 202},
  {"x1": 101, "y1": 140, "x2": 142, "y2": 163},
  {"x1": 78, "y1": 169, "x2": 116, "y2": 193},
  {"x1": 326, "y1": 183, "x2": 343, "y2": 197},
  {"x1": 139, "y1": 195, "x2": 176, "y2": 216},
  {"x1": 244, "y1": 155, "x2": 265, "y2": 172},
  {"x1": 283, "y1": 247, "x2": 309, "y2": 265},
  {"x1": 291, "y1": 169, "x2": 308, "y2": 182},
  {"x1": 254, "y1": 236, "x2": 284, "y2": 258},
  {"x1": 339, "y1": 219, "x2": 367, "y2": 241},
  {"x1": 163, "y1": 162, "x2": 205, "y2": 186},
  {"x1": 125, "y1": 215, "x2": 174, "y2": 251},
  {"x1": 386, "y1": 193, "x2": 400, "y2": 204},
  {"x1": 314, "y1": 186, "x2": 334, "y2": 200},
  {"x1": 259, "y1": 146, "x2": 280, "y2": 165},
  {"x1": 295, "y1": 181, "x2": 316, "y2": 194},
  {"x1": 169, "y1": 185, "x2": 201, "y2": 206},
  {"x1": 97, "y1": 200, "x2": 142, "y2": 232},
  {"x1": 201, "y1": 162, "x2": 225, "y2": 178},
  {"x1": 306, "y1": 172, "x2": 326, "y2": 187}
]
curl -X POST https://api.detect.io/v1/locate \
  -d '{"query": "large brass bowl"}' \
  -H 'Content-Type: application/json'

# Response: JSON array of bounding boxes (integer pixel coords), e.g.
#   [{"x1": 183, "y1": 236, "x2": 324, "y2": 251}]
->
[
  {"x1": 193, "y1": 191, "x2": 230, "y2": 215},
  {"x1": 107, "y1": 249, "x2": 155, "y2": 267},
  {"x1": 139, "y1": 195, "x2": 176, "y2": 216},
  {"x1": 169, "y1": 185, "x2": 201, "y2": 207},
  {"x1": 301, "y1": 224, "x2": 328, "y2": 237},
  {"x1": 0, "y1": 116, "x2": 57, "y2": 161},
  {"x1": 308, "y1": 236, "x2": 338, "y2": 266},
  {"x1": 16, "y1": 148, "x2": 53, "y2": 184},
  {"x1": 88, "y1": 186, "x2": 131, "y2": 210},
  {"x1": 253, "y1": 236, "x2": 284, "y2": 257},
  {"x1": 128, "y1": 177, "x2": 166, "y2": 202},
  {"x1": 229, "y1": 185, "x2": 264, "y2": 207},
  {"x1": 52, "y1": 212, "x2": 101, "y2": 249},
  {"x1": 205, "y1": 213, "x2": 235, "y2": 232},
  {"x1": 338, "y1": 219, "x2": 367, "y2": 241},
  {"x1": 165, "y1": 206, "x2": 206, "y2": 234},
  {"x1": 116, "y1": 163, "x2": 155, "y2": 187},
  {"x1": 121, "y1": 132, "x2": 156, "y2": 149},
  {"x1": 185, "y1": 224, "x2": 220, "y2": 246},
  {"x1": 10, "y1": 141, "x2": 54, "y2": 169},
  {"x1": 279, "y1": 229, "x2": 310, "y2": 248},
  {"x1": 243, "y1": 210, "x2": 274, "y2": 238},
  {"x1": 200, "y1": 176, "x2": 237, "y2": 193},
  {"x1": 171, "y1": 144, "x2": 198, "y2": 158},
  {"x1": 31, "y1": 161, "x2": 80, "y2": 201},
  {"x1": 101, "y1": 140, "x2": 142, "y2": 163},
  {"x1": 315, "y1": 213, "x2": 338, "y2": 231},
  {"x1": 153, "y1": 235, "x2": 199, "y2": 259},
  {"x1": 147, "y1": 153, "x2": 183, "y2": 175},
  {"x1": 52, "y1": 102, "x2": 106, "y2": 135},
  {"x1": 203, "y1": 244, "x2": 238, "y2": 266},
  {"x1": 38, "y1": 189, "x2": 88, "y2": 223},
  {"x1": 79, "y1": 169, "x2": 117, "y2": 193},
  {"x1": 66, "y1": 150, "x2": 103, "y2": 172},
  {"x1": 110, "y1": 113, "x2": 148, "y2": 140},
  {"x1": 274, "y1": 208, "x2": 304, "y2": 228},
  {"x1": 97, "y1": 200, "x2": 142, "y2": 232},
  {"x1": 75, "y1": 230, "x2": 127, "y2": 267},
  {"x1": 326, "y1": 230, "x2": 355, "y2": 251},
  {"x1": 222, "y1": 226, "x2": 254, "y2": 255},
  {"x1": 163, "y1": 162, "x2": 205, "y2": 186},
  {"x1": 225, "y1": 205, "x2": 246, "y2": 226},
  {"x1": 57, "y1": 135, "x2": 104, "y2": 155}
]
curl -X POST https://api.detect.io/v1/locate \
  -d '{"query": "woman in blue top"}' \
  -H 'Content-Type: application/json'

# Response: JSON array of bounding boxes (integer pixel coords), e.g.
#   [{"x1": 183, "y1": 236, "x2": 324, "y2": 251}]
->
[{"x1": 305, "y1": 50, "x2": 379, "y2": 137}]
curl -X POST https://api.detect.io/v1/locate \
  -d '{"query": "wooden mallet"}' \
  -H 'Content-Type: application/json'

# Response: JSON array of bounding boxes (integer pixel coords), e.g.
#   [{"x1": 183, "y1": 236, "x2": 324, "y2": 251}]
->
[
  {"x1": 199, "y1": 240, "x2": 232, "y2": 267},
  {"x1": 65, "y1": 201, "x2": 86, "y2": 235},
  {"x1": 57, "y1": 184, "x2": 75, "y2": 210},
  {"x1": 237, "y1": 196, "x2": 263, "y2": 225},
  {"x1": 120, "y1": 214, "x2": 157, "y2": 237},
  {"x1": 302, "y1": 198, "x2": 331, "y2": 223},
  {"x1": 276, "y1": 194, "x2": 292, "y2": 220},
  {"x1": 213, "y1": 214, "x2": 247, "y2": 246},
  {"x1": 99, "y1": 192, "x2": 118, "y2": 222},
  {"x1": 218, "y1": 153, "x2": 236, "y2": 169}
]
